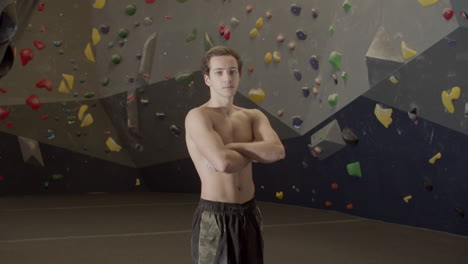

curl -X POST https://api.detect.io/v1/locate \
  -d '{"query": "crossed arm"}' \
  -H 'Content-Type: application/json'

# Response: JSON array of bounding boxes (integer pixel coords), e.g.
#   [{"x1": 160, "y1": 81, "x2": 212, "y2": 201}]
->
[{"x1": 185, "y1": 108, "x2": 285, "y2": 173}]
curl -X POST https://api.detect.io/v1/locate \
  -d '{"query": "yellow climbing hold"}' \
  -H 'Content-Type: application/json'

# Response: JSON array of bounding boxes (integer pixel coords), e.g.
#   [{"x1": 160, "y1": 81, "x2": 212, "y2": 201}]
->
[
  {"x1": 106, "y1": 137, "x2": 122, "y2": 152},
  {"x1": 93, "y1": 0, "x2": 106, "y2": 9},
  {"x1": 401, "y1": 41, "x2": 417, "y2": 60},
  {"x1": 81, "y1": 113, "x2": 94, "y2": 128},
  {"x1": 264, "y1": 52, "x2": 272, "y2": 64},
  {"x1": 78, "y1": 105, "x2": 89, "y2": 121},
  {"x1": 58, "y1": 80, "x2": 70, "y2": 93},
  {"x1": 389, "y1": 75, "x2": 399, "y2": 84},
  {"x1": 429, "y1": 152, "x2": 442, "y2": 164},
  {"x1": 403, "y1": 195, "x2": 412, "y2": 203},
  {"x1": 256, "y1": 17, "x2": 264, "y2": 29},
  {"x1": 92, "y1": 28, "x2": 101, "y2": 45},
  {"x1": 249, "y1": 28, "x2": 258, "y2": 38},
  {"x1": 135, "y1": 178, "x2": 141, "y2": 186},
  {"x1": 418, "y1": 0, "x2": 438, "y2": 7},
  {"x1": 374, "y1": 104, "x2": 393, "y2": 128},
  {"x1": 248, "y1": 88, "x2": 266, "y2": 104},
  {"x1": 276, "y1": 191, "x2": 284, "y2": 200},
  {"x1": 58, "y1": 73, "x2": 74, "y2": 93},
  {"x1": 441, "y1": 86, "x2": 461, "y2": 113},
  {"x1": 273, "y1": 51, "x2": 281, "y2": 62},
  {"x1": 85, "y1": 43, "x2": 95, "y2": 62}
]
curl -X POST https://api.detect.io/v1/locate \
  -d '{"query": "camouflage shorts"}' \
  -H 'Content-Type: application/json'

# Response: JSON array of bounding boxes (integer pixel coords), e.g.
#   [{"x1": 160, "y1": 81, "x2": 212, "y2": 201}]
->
[{"x1": 191, "y1": 198, "x2": 264, "y2": 264}]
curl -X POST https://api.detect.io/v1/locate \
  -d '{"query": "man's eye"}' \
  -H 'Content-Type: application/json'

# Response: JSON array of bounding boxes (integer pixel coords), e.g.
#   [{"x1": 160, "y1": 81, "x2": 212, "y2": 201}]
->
[
  {"x1": 230, "y1": 70, "x2": 237, "y2": 74},
  {"x1": 216, "y1": 71, "x2": 222, "y2": 75}
]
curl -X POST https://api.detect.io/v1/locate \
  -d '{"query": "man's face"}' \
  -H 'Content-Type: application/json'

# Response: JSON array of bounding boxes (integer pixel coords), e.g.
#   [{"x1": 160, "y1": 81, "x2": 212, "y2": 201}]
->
[{"x1": 204, "y1": 55, "x2": 240, "y2": 98}]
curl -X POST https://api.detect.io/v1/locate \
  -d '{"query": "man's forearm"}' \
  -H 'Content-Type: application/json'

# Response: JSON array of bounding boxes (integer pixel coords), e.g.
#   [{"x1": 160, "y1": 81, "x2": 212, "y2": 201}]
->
[
  {"x1": 225, "y1": 141, "x2": 285, "y2": 163},
  {"x1": 206, "y1": 148, "x2": 251, "y2": 173}
]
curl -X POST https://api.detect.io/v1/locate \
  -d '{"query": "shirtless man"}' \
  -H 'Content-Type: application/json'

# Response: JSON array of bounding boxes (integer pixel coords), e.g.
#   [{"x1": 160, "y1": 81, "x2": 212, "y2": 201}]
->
[{"x1": 185, "y1": 46, "x2": 285, "y2": 264}]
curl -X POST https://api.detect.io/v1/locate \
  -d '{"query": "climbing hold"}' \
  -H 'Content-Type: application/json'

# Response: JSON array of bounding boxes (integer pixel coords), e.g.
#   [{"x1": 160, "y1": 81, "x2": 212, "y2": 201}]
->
[
  {"x1": 79, "y1": 76, "x2": 86, "y2": 84},
  {"x1": 333, "y1": 74, "x2": 338, "y2": 85},
  {"x1": 20, "y1": 48, "x2": 34, "y2": 66},
  {"x1": 346, "y1": 161, "x2": 362, "y2": 178},
  {"x1": 417, "y1": 0, "x2": 438, "y2": 7},
  {"x1": 293, "y1": 70, "x2": 302, "y2": 81},
  {"x1": 107, "y1": 42, "x2": 114, "y2": 48},
  {"x1": 292, "y1": 116, "x2": 303, "y2": 129},
  {"x1": 342, "y1": 0, "x2": 352, "y2": 12},
  {"x1": 52, "y1": 174, "x2": 64, "y2": 180},
  {"x1": 454, "y1": 208, "x2": 465, "y2": 218},
  {"x1": 315, "y1": 77, "x2": 321, "y2": 86},
  {"x1": 6, "y1": 122, "x2": 13, "y2": 128},
  {"x1": 81, "y1": 113, "x2": 94, "y2": 127},
  {"x1": 165, "y1": 15, "x2": 172, "y2": 20},
  {"x1": 403, "y1": 195, "x2": 412, "y2": 203},
  {"x1": 0, "y1": 108, "x2": 10, "y2": 120},
  {"x1": 423, "y1": 179, "x2": 433, "y2": 192},
  {"x1": 219, "y1": 24, "x2": 226, "y2": 36},
  {"x1": 276, "y1": 34, "x2": 285, "y2": 43},
  {"x1": 374, "y1": 104, "x2": 393, "y2": 128},
  {"x1": 245, "y1": 5, "x2": 253, "y2": 13},
  {"x1": 461, "y1": 11, "x2": 468, "y2": 20},
  {"x1": 204, "y1": 32, "x2": 215, "y2": 51},
  {"x1": 342, "y1": 127, "x2": 359, "y2": 143},
  {"x1": 266, "y1": 11, "x2": 273, "y2": 19},
  {"x1": 401, "y1": 41, "x2": 417, "y2": 60},
  {"x1": 296, "y1": 29, "x2": 307, "y2": 40},
  {"x1": 39, "y1": 25, "x2": 46, "y2": 32},
  {"x1": 389, "y1": 75, "x2": 399, "y2": 84},
  {"x1": 144, "y1": 17, "x2": 153, "y2": 25},
  {"x1": 111, "y1": 54, "x2": 121, "y2": 64},
  {"x1": 85, "y1": 43, "x2": 95, "y2": 62},
  {"x1": 277, "y1": 109, "x2": 285, "y2": 117},
  {"x1": 249, "y1": 28, "x2": 258, "y2": 38},
  {"x1": 331, "y1": 183, "x2": 339, "y2": 190},
  {"x1": 101, "y1": 77, "x2": 110, "y2": 86},
  {"x1": 341, "y1": 71, "x2": 348, "y2": 81},
  {"x1": 275, "y1": 191, "x2": 284, "y2": 200},
  {"x1": 256, "y1": 17, "x2": 264, "y2": 29},
  {"x1": 288, "y1": 41, "x2": 296, "y2": 50},
  {"x1": 312, "y1": 87, "x2": 319, "y2": 95},
  {"x1": 106, "y1": 137, "x2": 121, "y2": 152},
  {"x1": 223, "y1": 29, "x2": 231, "y2": 40},
  {"x1": 35, "y1": 78, "x2": 52, "y2": 91},
  {"x1": 99, "y1": 24, "x2": 110, "y2": 34},
  {"x1": 170, "y1": 125, "x2": 182, "y2": 136},
  {"x1": 84, "y1": 92, "x2": 95, "y2": 99},
  {"x1": 465, "y1": 102, "x2": 468, "y2": 118},
  {"x1": 328, "y1": 93, "x2": 338, "y2": 106},
  {"x1": 25, "y1": 95, "x2": 42, "y2": 110},
  {"x1": 329, "y1": 26, "x2": 335, "y2": 36},
  {"x1": 67, "y1": 116, "x2": 77, "y2": 124},
  {"x1": 302, "y1": 87, "x2": 310, "y2": 98},
  {"x1": 58, "y1": 49, "x2": 64, "y2": 55},
  {"x1": 231, "y1": 17, "x2": 240, "y2": 26},
  {"x1": 346, "y1": 203, "x2": 354, "y2": 210},
  {"x1": 125, "y1": 4, "x2": 136, "y2": 16},
  {"x1": 186, "y1": 28, "x2": 197, "y2": 42},
  {"x1": 273, "y1": 51, "x2": 281, "y2": 62},
  {"x1": 428, "y1": 152, "x2": 441, "y2": 164},
  {"x1": 247, "y1": 65, "x2": 254, "y2": 72},
  {"x1": 248, "y1": 88, "x2": 266, "y2": 104},
  {"x1": 33, "y1": 40, "x2": 46, "y2": 50},
  {"x1": 325, "y1": 201, "x2": 333, "y2": 207},
  {"x1": 93, "y1": 0, "x2": 106, "y2": 9},
  {"x1": 311, "y1": 9, "x2": 319, "y2": 19},
  {"x1": 264, "y1": 52, "x2": 272, "y2": 64},
  {"x1": 175, "y1": 72, "x2": 195, "y2": 85},
  {"x1": 176, "y1": 0, "x2": 188, "y2": 3},
  {"x1": 441, "y1": 86, "x2": 460, "y2": 113},
  {"x1": 118, "y1": 28, "x2": 129, "y2": 38},
  {"x1": 135, "y1": 178, "x2": 141, "y2": 186},
  {"x1": 309, "y1": 55, "x2": 319, "y2": 70},
  {"x1": 408, "y1": 107, "x2": 417, "y2": 120},
  {"x1": 53, "y1": 41, "x2": 63, "y2": 47},
  {"x1": 443, "y1": 8, "x2": 454, "y2": 20},
  {"x1": 0, "y1": 88, "x2": 6, "y2": 93},
  {"x1": 91, "y1": 28, "x2": 101, "y2": 46},
  {"x1": 78, "y1": 105, "x2": 88, "y2": 121},
  {"x1": 155, "y1": 112, "x2": 166, "y2": 120},
  {"x1": 291, "y1": 4, "x2": 302, "y2": 16},
  {"x1": 37, "y1": 2, "x2": 45, "y2": 11},
  {"x1": 328, "y1": 51, "x2": 342, "y2": 70}
]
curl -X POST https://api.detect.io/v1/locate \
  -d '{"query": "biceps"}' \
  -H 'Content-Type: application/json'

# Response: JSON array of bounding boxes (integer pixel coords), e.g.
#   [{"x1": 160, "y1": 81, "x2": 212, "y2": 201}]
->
[
  {"x1": 253, "y1": 112, "x2": 281, "y2": 143},
  {"x1": 187, "y1": 121, "x2": 227, "y2": 169}
]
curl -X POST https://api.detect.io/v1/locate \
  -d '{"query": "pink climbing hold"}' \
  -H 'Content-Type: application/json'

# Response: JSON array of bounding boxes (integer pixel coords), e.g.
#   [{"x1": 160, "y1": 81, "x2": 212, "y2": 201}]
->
[
  {"x1": 25, "y1": 94, "x2": 42, "y2": 110},
  {"x1": 443, "y1": 8, "x2": 454, "y2": 20},
  {"x1": 0, "y1": 107, "x2": 10, "y2": 120},
  {"x1": 33, "y1": 40, "x2": 46, "y2": 50},
  {"x1": 20, "y1": 48, "x2": 34, "y2": 66},
  {"x1": 35, "y1": 78, "x2": 52, "y2": 91}
]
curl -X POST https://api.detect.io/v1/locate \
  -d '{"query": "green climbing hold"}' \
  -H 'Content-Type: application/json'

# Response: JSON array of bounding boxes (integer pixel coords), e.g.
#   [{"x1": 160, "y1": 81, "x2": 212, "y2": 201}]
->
[
  {"x1": 176, "y1": 0, "x2": 188, "y2": 3},
  {"x1": 186, "y1": 28, "x2": 197, "y2": 43},
  {"x1": 52, "y1": 174, "x2": 64, "y2": 180},
  {"x1": 346, "y1": 162, "x2": 362, "y2": 178},
  {"x1": 343, "y1": 0, "x2": 352, "y2": 12},
  {"x1": 112, "y1": 54, "x2": 121, "y2": 64},
  {"x1": 84, "y1": 92, "x2": 95, "y2": 98},
  {"x1": 125, "y1": 4, "x2": 136, "y2": 16},
  {"x1": 328, "y1": 93, "x2": 338, "y2": 107},
  {"x1": 329, "y1": 26, "x2": 335, "y2": 36},
  {"x1": 204, "y1": 32, "x2": 215, "y2": 51},
  {"x1": 176, "y1": 72, "x2": 195, "y2": 85},
  {"x1": 118, "y1": 28, "x2": 129, "y2": 38},
  {"x1": 328, "y1": 51, "x2": 342, "y2": 70},
  {"x1": 108, "y1": 42, "x2": 114, "y2": 48},
  {"x1": 341, "y1": 71, "x2": 348, "y2": 81},
  {"x1": 67, "y1": 116, "x2": 77, "y2": 122},
  {"x1": 101, "y1": 77, "x2": 110, "y2": 86}
]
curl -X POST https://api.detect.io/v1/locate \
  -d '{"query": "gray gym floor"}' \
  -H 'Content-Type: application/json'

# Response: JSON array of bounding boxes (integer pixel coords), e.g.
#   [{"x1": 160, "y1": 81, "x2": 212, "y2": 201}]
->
[{"x1": 1, "y1": 192, "x2": 467, "y2": 264}]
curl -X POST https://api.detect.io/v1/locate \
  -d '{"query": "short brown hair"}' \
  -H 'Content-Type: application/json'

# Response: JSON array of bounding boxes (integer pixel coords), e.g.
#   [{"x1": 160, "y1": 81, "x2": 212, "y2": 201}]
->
[{"x1": 201, "y1": 46, "x2": 243, "y2": 76}]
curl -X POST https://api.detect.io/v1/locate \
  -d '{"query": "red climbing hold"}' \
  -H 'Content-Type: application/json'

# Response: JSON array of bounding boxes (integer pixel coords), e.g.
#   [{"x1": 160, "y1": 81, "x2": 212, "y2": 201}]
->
[
  {"x1": 35, "y1": 78, "x2": 52, "y2": 91},
  {"x1": 0, "y1": 176, "x2": 4, "y2": 181},
  {"x1": 41, "y1": 115, "x2": 49, "y2": 120},
  {"x1": 165, "y1": 16, "x2": 172, "y2": 19},
  {"x1": 223, "y1": 29, "x2": 231, "y2": 40},
  {"x1": 145, "y1": 0, "x2": 155, "y2": 3},
  {"x1": 33, "y1": 40, "x2": 46, "y2": 50},
  {"x1": 164, "y1": 75, "x2": 171, "y2": 79},
  {"x1": 25, "y1": 94, "x2": 42, "y2": 110},
  {"x1": 6, "y1": 122, "x2": 13, "y2": 128},
  {"x1": 20, "y1": 48, "x2": 34, "y2": 66},
  {"x1": 39, "y1": 25, "x2": 46, "y2": 32},
  {"x1": 346, "y1": 203, "x2": 354, "y2": 210},
  {"x1": 0, "y1": 108, "x2": 10, "y2": 120},
  {"x1": 37, "y1": 2, "x2": 45, "y2": 11},
  {"x1": 219, "y1": 24, "x2": 226, "y2": 36},
  {"x1": 331, "y1": 183, "x2": 339, "y2": 190},
  {"x1": 0, "y1": 88, "x2": 6, "y2": 93},
  {"x1": 443, "y1": 8, "x2": 454, "y2": 21}
]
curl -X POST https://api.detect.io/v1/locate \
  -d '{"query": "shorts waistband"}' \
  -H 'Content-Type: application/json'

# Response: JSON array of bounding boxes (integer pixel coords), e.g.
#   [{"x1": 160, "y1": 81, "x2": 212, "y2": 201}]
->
[{"x1": 197, "y1": 198, "x2": 257, "y2": 213}]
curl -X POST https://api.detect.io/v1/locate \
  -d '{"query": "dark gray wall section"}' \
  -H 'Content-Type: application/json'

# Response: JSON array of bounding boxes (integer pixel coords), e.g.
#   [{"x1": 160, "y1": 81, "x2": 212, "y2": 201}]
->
[
  {"x1": 364, "y1": 27, "x2": 468, "y2": 136},
  {"x1": 452, "y1": 0, "x2": 468, "y2": 27}
]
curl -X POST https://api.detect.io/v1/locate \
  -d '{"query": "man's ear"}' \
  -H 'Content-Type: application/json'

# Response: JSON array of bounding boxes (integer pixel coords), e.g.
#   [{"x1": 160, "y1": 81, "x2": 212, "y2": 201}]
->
[
  {"x1": 204, "y1": 74, "x2": 210, "y2": 86},
  {"x1": 239, "y1": 69, "x2": 242, "y2": 78}
]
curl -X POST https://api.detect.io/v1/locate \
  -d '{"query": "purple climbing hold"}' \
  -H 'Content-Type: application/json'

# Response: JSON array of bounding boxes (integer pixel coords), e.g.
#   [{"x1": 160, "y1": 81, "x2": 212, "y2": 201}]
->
[
  {"x1": 445, "y1": 37, "x2": 457, "y2": 47},
  {"x1": 309, "y1": 55, "x2": 319, "y2": 70},
  {"x1": 302, "y1": 87, "x2": 310, "y2": 98},
  {"x1": 293, "y1": 70, "x2": 302, "y2": 81},
  {"x1": 292, "y1": 116, "x2": 303, "y2": 129},
  {"x1": 311, "y1": 9, "x2": 319, "y2": 19},
  {"x1": 291, "y1": 4, "x2": 302, "y2": 16},
  {"x1": 100, "y1": 24, "x2": 110, "y2": 34},
  {"x1": 296, "y1": 29, "x2": 307, "y2": 40}
]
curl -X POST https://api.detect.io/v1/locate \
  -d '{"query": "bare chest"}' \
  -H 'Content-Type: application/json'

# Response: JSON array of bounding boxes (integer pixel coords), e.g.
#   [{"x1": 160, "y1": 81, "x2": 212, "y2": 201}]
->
[{"x1": 211, "y1": 111, "x2": 253, "y2": 144}]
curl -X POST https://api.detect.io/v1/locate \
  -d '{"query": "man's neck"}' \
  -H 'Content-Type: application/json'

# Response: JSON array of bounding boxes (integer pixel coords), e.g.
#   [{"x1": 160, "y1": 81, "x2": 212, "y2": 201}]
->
[{"x1": 206, "y1": 97, "x2": 235, "y2": 114}]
